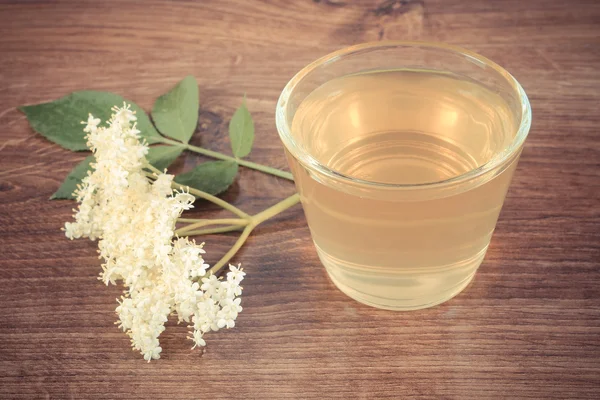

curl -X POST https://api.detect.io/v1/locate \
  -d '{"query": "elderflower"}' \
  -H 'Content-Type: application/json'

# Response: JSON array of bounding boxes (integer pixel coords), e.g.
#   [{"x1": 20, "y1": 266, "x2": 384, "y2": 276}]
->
[{"x1": 64, "y1": 104, "x2": 244, "y2": 361}]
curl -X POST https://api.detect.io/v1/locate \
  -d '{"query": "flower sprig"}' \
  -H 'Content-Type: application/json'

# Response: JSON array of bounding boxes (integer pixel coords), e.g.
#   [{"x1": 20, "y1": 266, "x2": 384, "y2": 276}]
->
[
  {"x1": 61, "y1": 104, "x2": 299, "y2": 361},
  {"x1": 21, "y1": 76, "x2": 301, "y2": 361}
]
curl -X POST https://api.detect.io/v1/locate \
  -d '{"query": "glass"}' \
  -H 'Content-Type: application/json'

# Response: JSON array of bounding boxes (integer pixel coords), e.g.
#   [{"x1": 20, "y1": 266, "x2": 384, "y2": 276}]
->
[{"x1": 276, "y1": 42, "x2": 531, "y2": 310}]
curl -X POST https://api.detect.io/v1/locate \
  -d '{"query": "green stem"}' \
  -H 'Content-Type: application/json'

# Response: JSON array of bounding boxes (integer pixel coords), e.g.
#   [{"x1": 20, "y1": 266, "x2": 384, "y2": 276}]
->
[
  {"x1": 159, "y1": 138, "x2": 294, "y2": 181},
  {"x1": 178, "y1": 184, "x2": 249, "y2": 219},
  {"x1": 144, "y1": 165, "x2": 249, "y2": 219},
  {"x1": 144, "y1": 150, "x2": 302, "y2": 275},
  {"x1": 181, "y1": 225, "x2": 244, "y2": 236},
  {"x1": 251, "y1": 193, "x2": 301, "y2": 225},
  {"x1": 175, "y1": 218, "x2": 248, "y2": 236},
  {"x1": 177, "y1": 217, "x2": 206, "y2": 223},
  {"x1": 209, "y1": 224, "x2": 255, "y2": 274},
  {"x1": 145, "y1": 162, "x2": 166, "y2": 175},
  {"x1": 208, "y1": 193, "x2": 301, "y2": 275}
]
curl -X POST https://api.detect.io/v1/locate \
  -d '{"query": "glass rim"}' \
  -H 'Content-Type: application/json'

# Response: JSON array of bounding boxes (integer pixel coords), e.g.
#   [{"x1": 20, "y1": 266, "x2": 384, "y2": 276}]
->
[{"x1": 275, "y1": 41, "x2": 532, "y2": 190}]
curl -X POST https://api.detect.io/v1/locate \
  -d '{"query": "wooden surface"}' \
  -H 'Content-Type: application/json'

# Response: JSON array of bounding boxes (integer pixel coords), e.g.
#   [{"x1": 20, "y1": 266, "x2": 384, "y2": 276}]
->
[{"x1": 1, "y1": 0, "x2": 599, "y2": 398}]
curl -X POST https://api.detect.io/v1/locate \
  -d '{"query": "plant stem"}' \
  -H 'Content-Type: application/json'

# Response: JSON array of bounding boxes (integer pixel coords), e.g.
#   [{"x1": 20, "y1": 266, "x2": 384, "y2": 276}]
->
[
  {"x1": 251, "y1": 193, "x2": 301, "y2": 225},
  {"x1": 177, "y1": 217, "x2": 207, "y2": 223},
  {"x1": 181, "y1": 225, "x2": 244, "y2": 236},
  {"x1": 158, "y1": 137, "x2": 294, "y2": 181},
  {"x1": 175, "y1": 218, "x2": 248, "y2": 236},
  {"x1": 178, "y1": 183, "x2": 250, "y2": 219},
  {"x1": 144, "y1": 165, "x2": 250, "y2": 219},
  {"x1": 208, "y1": 193, "x2": 301, "y2": 274},
  {"x1": 209, "y1": 224, "x2": 255, "y2": 274},
  {"x1": 145, "y1": 162, "x2": 167, "y2": 175},
  {"x1": 145, "y1": 156, "x2": 302, "y2": 275}
]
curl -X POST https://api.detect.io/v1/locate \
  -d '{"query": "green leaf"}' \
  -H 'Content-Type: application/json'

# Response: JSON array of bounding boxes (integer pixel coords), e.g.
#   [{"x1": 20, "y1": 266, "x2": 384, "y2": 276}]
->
[
  {"x1": 175, "y1": 161, "x2": 238, "y2": 196},
  {"x1": 228, "y1": 100, "x2": 254, "y2": 158},
  {"x1": 146, "y1": 145, "x2": 184, "y2": 171},
  {"x1": 151, "y1": 75, "x2": 199, "y2": 143},
  {"x1": 19, "y1": 91, "x2": 162, "y2": 151},
  {"x1": 51, "y1": 155, "x2": 94, "y2": 200}
]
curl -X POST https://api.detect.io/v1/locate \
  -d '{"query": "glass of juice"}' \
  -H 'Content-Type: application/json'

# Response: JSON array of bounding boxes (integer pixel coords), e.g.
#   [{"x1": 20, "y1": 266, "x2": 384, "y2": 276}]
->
[{"x1": 275, "y1": 42, "x2": 531, "y2": 310}]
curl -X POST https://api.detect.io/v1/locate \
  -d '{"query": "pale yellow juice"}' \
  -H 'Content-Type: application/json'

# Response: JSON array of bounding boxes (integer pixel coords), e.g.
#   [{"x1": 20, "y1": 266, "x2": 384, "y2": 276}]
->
[{"x1": 288, "y1": 70, "x2": 520, "y2": 310}]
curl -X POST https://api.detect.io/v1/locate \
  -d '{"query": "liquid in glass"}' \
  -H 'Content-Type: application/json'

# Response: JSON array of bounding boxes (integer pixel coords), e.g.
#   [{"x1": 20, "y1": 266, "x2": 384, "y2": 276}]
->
[{"x1": 287, "y1": 69, "x2": 520, "y2": 310}]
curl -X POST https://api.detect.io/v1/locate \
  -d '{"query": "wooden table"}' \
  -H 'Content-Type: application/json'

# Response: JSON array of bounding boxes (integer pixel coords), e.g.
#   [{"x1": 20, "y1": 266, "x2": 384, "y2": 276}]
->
[{"x1": 1, "y1": 0, "x2": 599, "y2": 398}]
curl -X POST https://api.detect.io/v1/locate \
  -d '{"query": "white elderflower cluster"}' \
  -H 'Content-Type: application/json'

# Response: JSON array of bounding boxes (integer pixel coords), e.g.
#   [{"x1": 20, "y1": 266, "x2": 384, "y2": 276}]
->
[{"x1": 64, "y1": 104, "x2": 244, "y2": 361}]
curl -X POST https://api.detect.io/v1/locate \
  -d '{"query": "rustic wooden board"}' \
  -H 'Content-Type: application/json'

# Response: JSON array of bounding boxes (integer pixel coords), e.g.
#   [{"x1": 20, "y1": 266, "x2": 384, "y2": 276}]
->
[{"x1": 0, "y1": 0, "x2": 599, "y2": 398}]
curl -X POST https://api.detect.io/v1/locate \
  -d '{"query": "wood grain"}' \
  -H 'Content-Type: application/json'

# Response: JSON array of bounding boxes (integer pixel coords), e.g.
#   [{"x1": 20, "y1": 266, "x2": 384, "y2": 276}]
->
[{"x1": 1, "y1": 0, "x2": 599, "y2": 398}]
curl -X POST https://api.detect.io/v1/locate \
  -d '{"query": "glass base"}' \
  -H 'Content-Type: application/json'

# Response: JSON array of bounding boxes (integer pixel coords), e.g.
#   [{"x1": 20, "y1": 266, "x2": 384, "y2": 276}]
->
[
  {"x1": 326, "y1": 268, "x2": 477, "y2": 311},
  {"x1": 315, "y1": 243, "x2": 484, "y2": 311}
]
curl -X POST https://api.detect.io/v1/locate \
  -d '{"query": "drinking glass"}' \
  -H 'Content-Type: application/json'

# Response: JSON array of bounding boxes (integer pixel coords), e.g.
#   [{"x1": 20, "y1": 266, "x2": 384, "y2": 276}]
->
[{"x1": 276, "y1": 42, "x2": 531, "y2": 310}]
